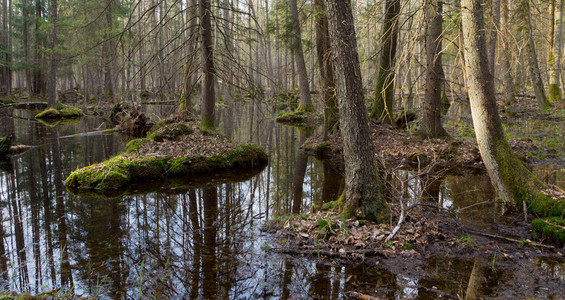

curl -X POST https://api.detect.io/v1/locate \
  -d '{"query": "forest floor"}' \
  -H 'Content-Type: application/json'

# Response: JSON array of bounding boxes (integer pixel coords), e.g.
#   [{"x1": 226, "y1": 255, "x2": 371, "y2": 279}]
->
[
  {"x1": 274, "y1": 96, "x2": 565, "y2": 298},
  {"x1": 303, "y1": 95, "x2": 565, "y2": 169}
]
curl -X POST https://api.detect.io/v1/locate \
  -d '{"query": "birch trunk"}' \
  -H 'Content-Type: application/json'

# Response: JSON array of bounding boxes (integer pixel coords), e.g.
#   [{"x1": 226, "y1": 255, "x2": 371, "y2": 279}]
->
[{"x1": 549, "y1": 0, "x2": 563, "y2": 102}]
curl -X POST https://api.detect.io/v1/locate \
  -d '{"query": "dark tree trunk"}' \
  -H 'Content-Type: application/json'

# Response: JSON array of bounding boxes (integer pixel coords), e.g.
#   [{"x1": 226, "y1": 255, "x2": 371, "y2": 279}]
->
[
  {"x1": 314, "y1": 0, "x2": 337, "y2": 136},
  {"x1": 419, "y1": 0, "x2": 448, "y2": 138},
  {"x1": 289, "y1": 0, "x2": 312, "y2": 111},
  {"x1": 326, "y1": 0, "x2": 390, "y2": 222},
  {"x1": 103, "y1": 0, "x2": 115, "y2": 100},
  {"x1": 180, "y1": 0, "x2": 198, "y2": 111},
  {"x1": 371, "y1": 0, "x2": 400, "y2": 125},
  {"x1": 48, "y1": 0, "x2": 57, "y2": 107},
  {"x1": 500, "y1": 0, "x2": 516, "y2": 105},
  {"x1": 200, "y1": 0, "x2": 216, "y2": 129},
  {"x1": 32, "y1": 0, "x2": 45, "y2": 95}
]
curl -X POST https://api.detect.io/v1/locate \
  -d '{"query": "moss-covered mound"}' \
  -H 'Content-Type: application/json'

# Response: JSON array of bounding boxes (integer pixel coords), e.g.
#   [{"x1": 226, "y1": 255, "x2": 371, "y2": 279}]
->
[
  {"x1": 276, "y1": 111, "x2": 321, "y2": 126},
  {"x1": 35, "y1": 105, "x2": 82, "y2": 120},
  {"x1": 531, "y1": 217, "x2": 565, "y2": 246},
  {"x1": 66, "y1": 121, "x2": 268, "y2": 193}
]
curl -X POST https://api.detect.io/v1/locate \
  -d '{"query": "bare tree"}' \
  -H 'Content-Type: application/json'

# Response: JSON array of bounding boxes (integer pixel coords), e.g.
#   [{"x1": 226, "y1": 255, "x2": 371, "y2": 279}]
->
[
  {"x1": 200, "y1": 0, "x2": 216, "y2": 129},
  {"x1": 326, "y1": 0, "x2": 390, "y2": 222},
  {"x1": 289, "y1": 0, "x2": 312, "y2": 111},
  {"x1": 48, "y1": 0, "x2": 58, "y2": 107},
  {"x1": 549, "y1": 0, "x2": 563, "y2": 102},
  {"x1": 461, "y1": 0, "x2": 547, "y2": 205}
]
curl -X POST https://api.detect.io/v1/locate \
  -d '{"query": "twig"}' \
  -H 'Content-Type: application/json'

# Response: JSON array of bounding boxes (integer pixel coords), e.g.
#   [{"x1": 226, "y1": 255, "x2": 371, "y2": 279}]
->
[
  {"x1": 456, "y1": 201, "x2": 504, "y2": 212},
  {"x1": 271, "y1": 248, "x2": 385, "y2": 258},
  {"x1": 465, "y1": 229, "x2": 554, "y2": 249},
  {"x1": 347, "y1": 291, "x2": 382, "y2": 300},
  {"x1": 386, "y1": 187, "x2": 405, "y2": 242}
]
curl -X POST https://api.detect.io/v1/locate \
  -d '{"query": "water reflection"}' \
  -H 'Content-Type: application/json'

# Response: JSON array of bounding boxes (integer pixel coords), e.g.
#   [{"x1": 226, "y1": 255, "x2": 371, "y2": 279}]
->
[{"x1": 0, "y1": 104, "x2": 563, "y2": 298}]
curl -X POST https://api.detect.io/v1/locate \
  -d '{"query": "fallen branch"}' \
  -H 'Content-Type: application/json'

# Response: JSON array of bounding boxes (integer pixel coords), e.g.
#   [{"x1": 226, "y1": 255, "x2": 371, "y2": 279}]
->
[
  {"x1": 271, "y1": 248, "x2": 385, "y2": 258},
  {"x1": 465, "y1": 229, "x2": 554, "y2": 249},
  {"x1": 347, "y1": 291, "x2": 382, "y2": 300}
]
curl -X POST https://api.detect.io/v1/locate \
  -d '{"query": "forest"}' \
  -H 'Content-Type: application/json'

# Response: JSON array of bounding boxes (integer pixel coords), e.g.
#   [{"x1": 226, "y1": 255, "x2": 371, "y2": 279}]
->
[{"x1": 0, "y1": 0, "x2": 564, "y2": 298}]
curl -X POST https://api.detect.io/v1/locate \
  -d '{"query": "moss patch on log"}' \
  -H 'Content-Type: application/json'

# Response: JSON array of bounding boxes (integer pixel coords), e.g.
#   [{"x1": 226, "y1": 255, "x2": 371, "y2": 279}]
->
[
  {"x1": 531, "y1": 217, "x2": 565, "y2": 246},
  {"x1": 0, "y1": 135, "x2": 11, "y2": 155},
  {"x1": 35, "y1": 105, "x2": 82, "y2": 120},
  {"x1": 66, "y1": 120, "x2": 268, "y2": 193}
]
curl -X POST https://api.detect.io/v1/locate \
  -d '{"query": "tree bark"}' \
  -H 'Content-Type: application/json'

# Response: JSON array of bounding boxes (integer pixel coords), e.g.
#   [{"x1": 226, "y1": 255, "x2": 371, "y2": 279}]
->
[
  {"x1": 461, "y1": 0, "x2": 545, "y2": 206},
  {"x1": 48, "y1": 0, "x2": 58, "y2": 107},
  {"x1": 103, "y1": 0, "x2": 115, "y2": 99},
  {"x1": 488, "y1": 0, "x2": 500, "y2": 78},
  {"x1": 200, "y1": 0, "x2": 216, "y2": 129},
  {"x1": 23, "y1": 0, "x2": 32, "y2": 96},
  {"x1": 32, "y1": 0, "x2": 45, "y2": 95},
  {"x1": 371, "y1": 0, "x2": 400, "y2": 125},
  {"x1": 326, "y1": 0, "x2": 390, "y2": 222},
  {"x1": 289, "y1": 0, "x2": 312, "y2": 111},
  {"x1": 521, "y1": 0, "x2": 552, "y2": 109},
  {"x1": 314, "y1": 0, "x2": 337, "y2": 136},
  {"x1": 419, "y1": 0, "x2": 448, "y2": 138},
  {"x1": 500, "y1": 0, "x2": 516, "y2": 105},
  {"x1": 549, "y1": 0, "x2": 563, "y2": 102},
  {"x1": 180, "y1": 0, "x2": 199, "y2": 111}
]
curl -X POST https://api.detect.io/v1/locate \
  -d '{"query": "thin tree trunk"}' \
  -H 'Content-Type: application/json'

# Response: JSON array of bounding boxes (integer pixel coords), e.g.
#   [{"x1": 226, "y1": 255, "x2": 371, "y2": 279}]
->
[
  {"x1": 289, "y1": 0, "x2": 312, "y2": 111},
  {"x1": 48, "y1": 0, "x2": 57, "y2": 107},
  {"x1": 371, "y1": 0, "x2": 400, "y2": 125},
  {"x1": 180, "y1": 0, "x2": 198, "y2": 111},
  {"x1": 200, "y1": 0, "x2": 216, "y2": 129},
  {"x1": 419, "y1": 0, "x2": 448, "y2": 138},
  {"x1": 23, "y1": 0, "x2": 32, "y2": 96},
  {"x1": 500, "y1": 0, "x2": 516, "y2": 105},
  {"x1": 326, "y1": 0, "x2": 390, "y2": 222},
  {"x1": 549, "y1": 0, "x2": 563, "y2": 102},
  {"x1": 32, "y1": 0, "x2": 45, "y2": 95},
  {"x1": 461, "y1": 0, "x2": 546, "y2": 206},
  {"x1": 314, "y1": 0, "x2": 337, "y2": 136},
  {"x1": 103, "y1": 0, "x2": 114, "y2": 100},
  {"x1": 521, "y1": 0, "x2": 552, "y2": 109}
]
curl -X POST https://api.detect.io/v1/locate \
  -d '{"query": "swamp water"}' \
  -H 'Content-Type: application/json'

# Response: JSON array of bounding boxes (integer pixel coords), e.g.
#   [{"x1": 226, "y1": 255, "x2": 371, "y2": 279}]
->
[{"x1": 0, "y1": 103, "x2": 564, "y2": 299}]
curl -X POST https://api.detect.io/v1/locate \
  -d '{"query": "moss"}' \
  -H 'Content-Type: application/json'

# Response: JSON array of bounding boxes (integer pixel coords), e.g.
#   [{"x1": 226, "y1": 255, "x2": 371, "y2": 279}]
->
[
  {"x1": 548, "y1": 84, "x2": 562, "y2": 102},
  {"x1": 35, "y1": 106, "x2": 82, "y2": 120},
  {"x1": 440, "y1": 91, "x2": 451, "y2": 115},
  {"x1": 149, "y1": 123, "x2": 193, "y2": 142},
  {"x1": 295, "y1": 103, "x2": 314, "y2": 113},
  {"x1": 531, "y1": 217, "x2": 565, "y2": 246},
  {"x1": 200, "y1": 118, "x2": 215, "y2": 130},
  {"x1": 126, "y1": 138, "x2": 152, "y2": 153},
  {"x1": 66, "y1": 143, "x2": 268, "y2": 193},
  {"x1": 35, "y1": 107, "x2": 61, "y2": 119}
]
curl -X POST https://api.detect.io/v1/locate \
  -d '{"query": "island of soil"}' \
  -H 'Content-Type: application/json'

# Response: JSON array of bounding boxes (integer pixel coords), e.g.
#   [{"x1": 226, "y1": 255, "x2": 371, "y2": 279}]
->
[{"x1": 65, "y1": 113, "x2": 268, "y2": 194}]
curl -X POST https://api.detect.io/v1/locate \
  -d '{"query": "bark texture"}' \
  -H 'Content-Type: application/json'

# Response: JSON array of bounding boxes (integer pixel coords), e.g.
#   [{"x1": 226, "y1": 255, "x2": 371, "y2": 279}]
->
[
  {"x1": 371, "y1": 0, "x2": 400, "y2": 125},
  {"x1": 461, "y1": 0, "x2": 544, "y2": 206},
  {"x1": 289, "y1": 0, "x2": 312, "y2": 111},
  {"x1": 419, "y1": 0, "x2": 447, "y2": 138},
  {"x1": 314, "y1": 0, "x2": 337, "y2": 135},
  {"x1": 48, "y1": 0, "x2": 58, "y2": 107},
  {"x1": 200, "y1": 0, "x2": 216, "y2": 129},
  {"x1": 326, "y1": 0, "x2": 390, "y2": 222},
  {"x1": 521, "y1": 0, "x2": 552, "y2": 109},
  {"x1": 549, "y1": 0, "x2": 563, "y2": 102},
  {"x1": 500, "y1": 0, "x2": 516, "y2": 105}
]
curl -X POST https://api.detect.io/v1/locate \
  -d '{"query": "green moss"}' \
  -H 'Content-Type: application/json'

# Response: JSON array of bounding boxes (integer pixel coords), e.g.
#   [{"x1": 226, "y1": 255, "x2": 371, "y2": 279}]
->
[
  {"x1": 35, "y1": 106, "x2": 82, "y2": 120},
  {"x1": 440, "y1": 90, "x2": 451, "y2": 115},
  {"x1": 200, "y1": 118, "x2": 215, "y2": 130},
  {"x1": 126, "y1": 138, "x2": 152, "y2": 153},
  {"x1": 35, "y1": 108, "x2": 61, "y2": 119},
  {"x1": 149, "y1": 123, "x2": 193, "y2": 142},
  {"x1": 548, "y1": 84, "x2": 562, "y2": 102},
  {"x1": 67, "y1": 143, "x2": 268, "y2": 193},
  {"x1": 531, "y1": 217, "x2": 565, "y2": 246}
]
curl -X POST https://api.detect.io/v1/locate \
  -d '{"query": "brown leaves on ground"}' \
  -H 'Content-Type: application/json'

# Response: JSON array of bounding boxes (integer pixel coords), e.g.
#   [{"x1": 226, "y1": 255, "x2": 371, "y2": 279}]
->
[
  {"x1": 266, "y1": 210, "x2": 446, "y2": 261},
  {"x1": 303, "y1": 123, "x2": 481, "y2": 169}
]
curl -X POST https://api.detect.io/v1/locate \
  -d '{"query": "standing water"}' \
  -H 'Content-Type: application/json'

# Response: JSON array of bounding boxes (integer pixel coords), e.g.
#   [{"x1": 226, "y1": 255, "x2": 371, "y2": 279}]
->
[{"x1": 0, "y1": 103, "x2": 564, "y2": 299}]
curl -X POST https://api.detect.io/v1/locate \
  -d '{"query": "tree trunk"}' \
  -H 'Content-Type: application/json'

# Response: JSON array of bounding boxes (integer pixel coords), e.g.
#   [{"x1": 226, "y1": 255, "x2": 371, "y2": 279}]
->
[
  {"x1": 314, "y1": 0, "x2": 337, "y2": 136},
  {"x1": 549, "y1": 0, "x2": 563, "y2": 102},
  {"x1": 521, "y1": 0, "x2": 552, "y2": 109},
  {"x1": 461, "y1": 0, "x2": 545, "y2": 206},
  {"x1": 200, "y1": 0, "x2": 216, "y2": 129},
  {"x1": 289, "y1": 0, "x2": 312, "y2": 111},
  {"x1": 103, "y1": 0, "x2": 114, "y2": 100},
  {"x1": 371, "y1": 0, "x2": 400, "y2": 125},
  {"x1": 23, "y1": 0, "x2": 32, "y2": 96},
  {"x1": 419, "y1": 0, "x2": 448, "y2": 138},
  {"x1": 500, "y1": 0, "x2": 516, "y2": 105},
  {"x1": 32, "y1": 0, "x2": 45, "y2": 95},
  {"x1": 488, "y1": 0, "x2": 500, "y2": 78},
  {"x1": 180, "y1": 0, "x2": 198, "y2": 111},
  {"x1": 326, "y1": 0, "x2": 390, "y2": 222},
  {"x1": 48, "y1": 0, "x2": 57, "y2": 107}
]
